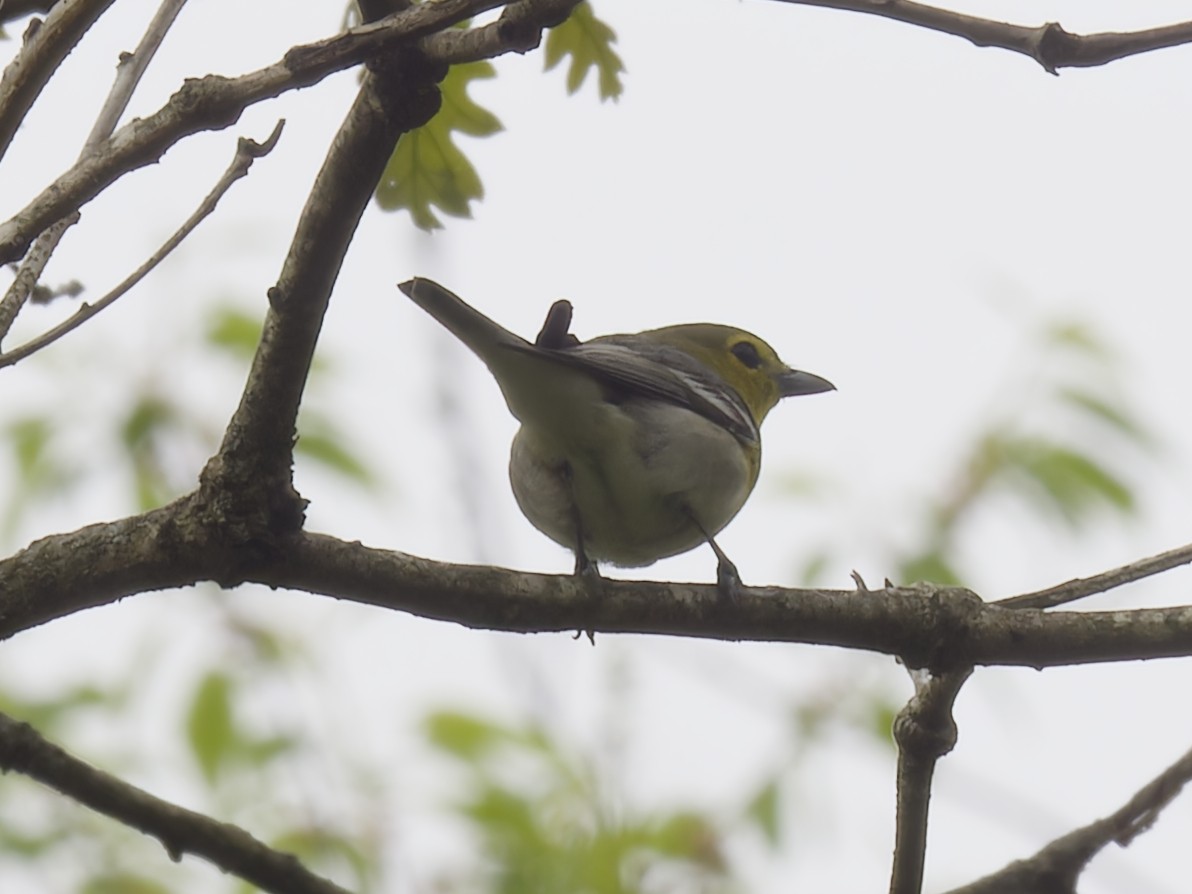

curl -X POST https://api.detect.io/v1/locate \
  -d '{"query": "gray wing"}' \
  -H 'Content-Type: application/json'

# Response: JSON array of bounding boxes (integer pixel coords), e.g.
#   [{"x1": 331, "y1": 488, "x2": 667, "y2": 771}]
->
[{"x1": 505, "y1": 337, "x2": 759, "y2": 444}]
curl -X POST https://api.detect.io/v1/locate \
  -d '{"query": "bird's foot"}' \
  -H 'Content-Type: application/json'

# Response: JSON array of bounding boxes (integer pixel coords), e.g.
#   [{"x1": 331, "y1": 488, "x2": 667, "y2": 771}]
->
[
  {"x1": 716, "y1": 553, "x2": 744, "y2": 602},
  {"x1": 573, "y1": 552, "x2": 601, "y2": 644}
]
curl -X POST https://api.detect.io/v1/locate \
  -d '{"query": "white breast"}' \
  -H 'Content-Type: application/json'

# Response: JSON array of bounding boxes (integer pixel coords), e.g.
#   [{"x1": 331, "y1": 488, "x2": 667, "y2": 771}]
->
[{"x1": 508, "y1": 398, "x2": 755, "y2": 567}]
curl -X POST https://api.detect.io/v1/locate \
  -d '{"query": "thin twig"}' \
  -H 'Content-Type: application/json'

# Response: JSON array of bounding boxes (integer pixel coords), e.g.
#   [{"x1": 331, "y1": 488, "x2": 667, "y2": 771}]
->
[
  {"x1": 0, "y1": 120, "x2": 285, "y2": 369},
  {"x1": 889, "y1": 666, "x2": 973, "y2": 894},
  {"x1": 0, "y1": 0, "x2": 191, "y2": 344},
  {"x1": 0, "y1": 0, "x2": 117, "y2": 161},
  {"x1": 0, "y1": 0, "x2": 503, "y2": 267},
  {"x1": 0, "y1": 710, "x2": 352, "y2": 894},
  {"x1": 997, "y1": 541, "x2": 1192, "y2": 610},
  {"x1": 419, "y1": 0, "x2": 580, "y2": 62},
  {"x1": 769, "y1": 0, "x2": 1192, "y2": 74},
  {"x1": 943, "y1": 743, "x2": 1192, "y2": 894},
  {"x1": 86, "y1": 0, "x2": 190, "y2": 148}
]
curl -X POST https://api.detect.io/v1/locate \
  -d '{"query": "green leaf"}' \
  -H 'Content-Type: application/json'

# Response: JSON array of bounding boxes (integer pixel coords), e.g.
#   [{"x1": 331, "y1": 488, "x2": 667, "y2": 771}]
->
[
  {"x1": 1002, "y1": 438, "x2": 1135, "y2": 525},
  {"x1": 795, "y1": 548, "x2": 832, "y2": 587},
  {"x1": 244, "y1": 733, "x2": 297, "y2": 766},
  {"x1": 425, "y1": 710, "x2": 509, "y2": 759},
  {"x1": 652, "y1": 812, "x2": 724, "y2": 869},
  {"x1": 272, "y1": 827, "x2": 372, "y2": 888},
  {"x1": 121, "y1": 396, "x2": 175, "y2": 452},
  {"x1": 1043, "y1": 319, "x2": 1113, "y2": 361},
  {"x1": 205, "y1": 307, "x2": 264, "y2": 360},
  {"x1": 544, "y1": 2, "x2": 625, "y2": 100},
  {"x1": 1058, "y1": 386, "x2": 1153, "y2": 446},
  {"x1": 745, "y1": 779, "x2": 781, "y2": 848},
  {"x1": 82, "y1": 874, "x2": 171, "y2": 894},
  {"x1": 295, "y1": 424, "x2": 375, "y2": 486},
  {"x1": 0, "y1": 684, "x2": 113, "y2": 738},
  {"x1": 898, "y1": 550, "x2": 964, "y2": 587},
  {"x1": 376, "y1": 61, "x2": 502, "y2": 230},
  {"x1": 3, "y1": 415, "x2": 77, "y2": 538},
  {"x1": 860, "y1": 694, "x2": 898, "y2": 748},
  {"x1": 186, "y1": 671, "x2": 236, "y2": 784},
  {"x1": 9, "y1": 416, "x2": 52, "y2": 475}
]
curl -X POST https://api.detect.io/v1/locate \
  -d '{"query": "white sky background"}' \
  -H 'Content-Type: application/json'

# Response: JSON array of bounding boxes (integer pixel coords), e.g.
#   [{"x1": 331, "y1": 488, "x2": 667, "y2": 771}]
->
[{"x1": 2, "y1": 1, "x2": 1192, "y2": 892}]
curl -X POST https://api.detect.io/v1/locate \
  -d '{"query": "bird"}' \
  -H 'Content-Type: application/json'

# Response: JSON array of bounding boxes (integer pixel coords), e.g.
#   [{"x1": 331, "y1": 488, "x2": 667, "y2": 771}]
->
[{"x1": 399, "y1": 277, "x2": 834, "y2": 595}]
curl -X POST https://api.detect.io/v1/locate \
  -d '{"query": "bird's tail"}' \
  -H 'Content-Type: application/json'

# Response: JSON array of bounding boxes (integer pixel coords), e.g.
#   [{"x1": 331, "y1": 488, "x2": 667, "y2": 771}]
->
[{"x1": 398, "y1": 278, "x2": 529, "y2": 360}]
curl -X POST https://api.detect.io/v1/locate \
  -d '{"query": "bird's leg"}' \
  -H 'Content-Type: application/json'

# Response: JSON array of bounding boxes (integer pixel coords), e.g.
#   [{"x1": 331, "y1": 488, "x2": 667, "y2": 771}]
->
[
  {"x1": 560, "y1": 462, "x2": 600, "y2": 580},
  {"x1": 560, "y1": 462, "x2": 600, "y2": 645},
  {"x1": 687, "y1": 510, "x2": 743, "y2": 601}
]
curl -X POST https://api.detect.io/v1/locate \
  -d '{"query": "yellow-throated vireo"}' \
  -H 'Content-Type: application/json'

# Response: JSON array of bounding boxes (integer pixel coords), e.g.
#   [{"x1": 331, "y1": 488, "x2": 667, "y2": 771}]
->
[{"x1": 399, "y1": 278, "x2": 834, "y2": 594}]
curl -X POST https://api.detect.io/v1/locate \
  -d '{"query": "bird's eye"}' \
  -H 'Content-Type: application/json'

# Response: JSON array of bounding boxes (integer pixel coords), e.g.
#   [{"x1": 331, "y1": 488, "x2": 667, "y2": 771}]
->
[{"x1": 731, "y1": 341, "x2": 762, "y2": 369}]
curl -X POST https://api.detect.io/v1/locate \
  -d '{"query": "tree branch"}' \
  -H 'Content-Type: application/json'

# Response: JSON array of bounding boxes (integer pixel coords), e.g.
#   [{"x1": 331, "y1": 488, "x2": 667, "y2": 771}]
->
[
  {"x1": 3, "y1": 521, "x2": 1191, "y2": 667},
  {"x1": 420, "y1": 0, "x2": 580, "y2": 63},
  {"x1": 0, "y1": 0, "x2": 194, "y2": 342},
  {"x1": 0, "y1": 0, "x2": 117, "y2": 162},
  {"x1": 0, "y1": 120, "x2": 284, "y2": 368},
  {"x1": 0, "y1": 0, "x2": 506, "y2": 267},
  {"x1": 770, "y1": 0, "x2": 1192, "y2": 74},
  {"x1": 0, "y1": 711, "x2": 353, "y2": 894},
  {"x1": 889, "y1": 666, "x2": 973, "y2": 894},
  {"x1": 997, "y1": 541, "x2": 1192, "y2": 610},
  {"x1": 199, "y1": 58, "x2": 446, "y2": 540},
  {"x1": 943, "y1": 742, "x2": 1192, "y2": 894}
]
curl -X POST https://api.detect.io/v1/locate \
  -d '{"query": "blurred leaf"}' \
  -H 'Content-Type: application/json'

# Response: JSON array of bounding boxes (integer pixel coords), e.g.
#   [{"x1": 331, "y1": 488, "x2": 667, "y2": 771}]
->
[
  {"x1": 272, "y1": 827, "x2": 372, "y2": 889},
  {"x1": 1058, "y1": 386, "x2": 1153, "y2": 446},
  {"x1": 0, "y1": 820, "x2": 64, "y2": 857},
  {"x1": 120, "y1": 395, "x2": 182, "y2": 509},
  {"x1": 205, "y1": 307, "x2": 263, "y2": 361},
  {"x1": 774, "y1": 469, "x2": 831, "y2": 498},
  {"x1": 244, "y1": 733, "x2": 297, "y2": 766},
  {"x1": 10, "y1": 416, "x2": 52, "y2": 474},
  {"x1": 429, "y1": 709, "x2": 735, "y2": 891},
  {"x1": 464, "y1": 784, "x2": 538, "y2": 835},
  {"x1": 653, "y1": 812, "x2": 724, "y2": 868},
  {"x1": 0, "y1": 684, "x2": 114, "y2": 737},
  {"x1": 861, "y1": 695, "x2": 898, "y2": 748},
  {"x1": 295, "y1": 422, "x2": 375, "y2": 486},
  {"x1": 426, "y1": 710, "x2": 510, "y2": 759},
  {"x1": 795, "y1": 548, "x2": 832, "y2": 587},
  {"x1": 1001, "y1": 438, "x2": 1134, "y2": 525},
  {"x1": 206, "y1": 305, "x2": 327, "y2": 375},
  {"x1": 121, "y1": 396, "x2": 175, "y2": 452},
  {"x1": 1043, "y1": 319, "x2": 1113, "y2": 361},
  {"x1": 228, "y1": 614, "x2": 301, "y2": 665},
  {"x1": 898, "y1": 550, "x2": 964, "y2": 587},
  {"x1": 4, "y1": 415, "x2": 74, "y2": 492},
  {"x1": 82, "y1": 874, "x2": 171, "y2": 894},
  {"x1": 744, "y1": 780, "x2": 781, "y2": 848},
  {"x1": 376, "y1": 61, "x2": 502, "y2": 230},
  {"x1": 186, "y1": 671, "x2": 236, "y2": 784},
  {"x1": 544, "y1": 2, "x2": 625, "y2": 100}
]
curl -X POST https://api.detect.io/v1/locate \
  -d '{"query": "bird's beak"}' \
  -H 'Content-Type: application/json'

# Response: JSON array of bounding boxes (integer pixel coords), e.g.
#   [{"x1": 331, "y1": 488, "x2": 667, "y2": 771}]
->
[{"x1": 778, "y1": 368, "x2": 835, "y2": 397}]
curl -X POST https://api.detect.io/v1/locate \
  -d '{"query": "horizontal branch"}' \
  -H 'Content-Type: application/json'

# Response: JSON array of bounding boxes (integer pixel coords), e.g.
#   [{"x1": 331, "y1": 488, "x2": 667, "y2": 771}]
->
[
  {"x1": 251, "y1": 533, "x2": 1192, "y2": 669},
  {"x1": 3, "y1": 501, "x2": 1191, "y2": 669},
  {"x1": 772, "y1": 0, "x2": 1192, "y2": 74},
  {"x1": 0, "y1": 711, "x2": 352, "y2": 894}
]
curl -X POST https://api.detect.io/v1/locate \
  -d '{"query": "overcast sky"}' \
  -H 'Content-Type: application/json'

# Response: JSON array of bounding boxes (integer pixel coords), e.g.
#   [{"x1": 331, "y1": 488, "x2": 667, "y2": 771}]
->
[{"x1": 2, "y1": 2, "x2": 1191, "y2": 891}]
